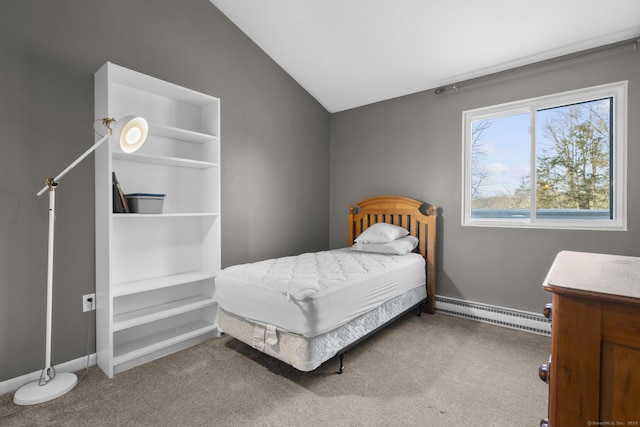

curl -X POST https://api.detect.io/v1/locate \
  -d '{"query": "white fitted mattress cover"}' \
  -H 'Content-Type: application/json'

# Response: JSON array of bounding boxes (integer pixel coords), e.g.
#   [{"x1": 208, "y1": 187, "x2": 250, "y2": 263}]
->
[{"x1": 215, "y1": 248, "x2": 426, "y2": 337}]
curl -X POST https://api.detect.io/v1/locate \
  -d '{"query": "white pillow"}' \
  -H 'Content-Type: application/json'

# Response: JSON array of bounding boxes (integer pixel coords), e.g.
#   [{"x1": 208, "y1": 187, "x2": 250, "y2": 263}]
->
[
  {"x1": 351, "y1": 235, "x2": 419, "y2": 255},
  {"x1": 354, "y1": 223, "x2": 409, "y2": 243}
]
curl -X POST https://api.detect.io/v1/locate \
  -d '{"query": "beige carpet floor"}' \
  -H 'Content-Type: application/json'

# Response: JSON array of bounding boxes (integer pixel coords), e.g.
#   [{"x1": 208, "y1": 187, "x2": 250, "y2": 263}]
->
[{"x1": 1, "y1": 313, "x2": 550, "y2": 426}]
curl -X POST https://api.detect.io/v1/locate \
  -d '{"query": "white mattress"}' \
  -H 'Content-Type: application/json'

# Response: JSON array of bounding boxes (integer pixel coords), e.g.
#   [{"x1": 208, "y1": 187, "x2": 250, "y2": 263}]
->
[{"x1": 215, "y1": 248, "x2": 426, "y2": 337}]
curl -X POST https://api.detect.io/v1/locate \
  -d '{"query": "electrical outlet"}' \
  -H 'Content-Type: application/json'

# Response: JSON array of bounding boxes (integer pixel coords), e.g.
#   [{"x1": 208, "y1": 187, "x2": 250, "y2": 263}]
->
[{"x1": 82, "y1": 293, "x2": 96, "y2": 312}]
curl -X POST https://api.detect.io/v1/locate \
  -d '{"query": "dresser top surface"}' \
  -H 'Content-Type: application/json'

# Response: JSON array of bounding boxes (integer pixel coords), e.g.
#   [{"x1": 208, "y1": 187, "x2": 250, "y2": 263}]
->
[{"x1": 543, "y1": 251, "x2": 640, "y2": 301}]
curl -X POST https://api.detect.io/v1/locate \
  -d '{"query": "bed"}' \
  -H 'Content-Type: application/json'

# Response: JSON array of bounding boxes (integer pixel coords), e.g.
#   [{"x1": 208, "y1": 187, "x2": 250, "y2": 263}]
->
[{"x1": 215, "y1": 195, "x2": 437, "y2": 373}]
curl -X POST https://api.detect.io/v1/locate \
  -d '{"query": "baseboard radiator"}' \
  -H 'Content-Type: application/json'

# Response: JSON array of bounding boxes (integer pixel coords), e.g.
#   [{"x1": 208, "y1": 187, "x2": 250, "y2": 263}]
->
[{"x1": 435, "y1": 296, "x2": 551, "y2": 336}]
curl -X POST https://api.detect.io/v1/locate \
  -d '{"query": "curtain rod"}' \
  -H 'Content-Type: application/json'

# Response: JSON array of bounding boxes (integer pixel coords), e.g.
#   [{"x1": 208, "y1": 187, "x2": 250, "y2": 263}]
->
[{"x1": 434, "y1": 37, "x2": 639, "y2": 95}]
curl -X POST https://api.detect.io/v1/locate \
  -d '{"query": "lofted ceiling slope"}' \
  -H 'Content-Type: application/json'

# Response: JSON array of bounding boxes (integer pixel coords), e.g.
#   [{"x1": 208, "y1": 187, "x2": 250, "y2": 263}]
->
[{"x1": 210, "y1": 0, "x2": 640, "y2": 113}]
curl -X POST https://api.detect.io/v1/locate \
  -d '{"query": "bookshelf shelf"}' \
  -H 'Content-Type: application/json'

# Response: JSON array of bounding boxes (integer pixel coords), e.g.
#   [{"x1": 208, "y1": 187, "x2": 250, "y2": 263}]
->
[
  {"x1": 95, "y1": 62, "x2": 221, "y2": 378},
  {"x1": 113, "y1": 271, "x2": 217, "y2": 297},
  {"x1": 112, "y1": 320, "x2": 217, "y2": 368},
  {"x1": 112, "y1": 213, "x2": 219, "y2": 219},
  {"x1": 113, "y1": 296, "x2": 216, "y2": 331},
  {"x1": 148, "y1": 123, "x2": 217, "y2": 144},
  {"x1": 112, "y1": 152, "x2": 218, "y2": 169}
]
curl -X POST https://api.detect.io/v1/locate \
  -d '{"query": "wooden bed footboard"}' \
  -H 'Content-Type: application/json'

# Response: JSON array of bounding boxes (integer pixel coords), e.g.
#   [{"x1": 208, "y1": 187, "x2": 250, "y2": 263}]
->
[{"x1": 348, "y1": 195, "x2": 437, "y2": 314}]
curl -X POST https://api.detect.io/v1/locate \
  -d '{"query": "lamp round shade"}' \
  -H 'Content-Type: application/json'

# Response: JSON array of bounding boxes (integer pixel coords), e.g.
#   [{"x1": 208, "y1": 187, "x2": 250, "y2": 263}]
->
[{"x1": 113, "y1": 116, "x2": 148, "y2": 153}]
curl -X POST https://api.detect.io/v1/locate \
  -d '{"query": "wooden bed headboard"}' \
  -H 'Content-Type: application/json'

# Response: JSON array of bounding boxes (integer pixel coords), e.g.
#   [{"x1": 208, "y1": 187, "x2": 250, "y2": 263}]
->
[{"x1": 348, "y1": 195, "x2": 437, "y2": 314}]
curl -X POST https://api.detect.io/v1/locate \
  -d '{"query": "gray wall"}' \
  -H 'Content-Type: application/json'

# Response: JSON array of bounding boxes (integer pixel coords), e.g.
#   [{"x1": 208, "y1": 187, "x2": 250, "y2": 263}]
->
[
  {"x1": 1, "y1": 0, "x2": 638, "y2": 386},
  {"x1": 330, "y1": 45, "x2": 640, "y2": 313},
  {"x1": 0, "y1": 1, "x2": 329, "y2": 381}
]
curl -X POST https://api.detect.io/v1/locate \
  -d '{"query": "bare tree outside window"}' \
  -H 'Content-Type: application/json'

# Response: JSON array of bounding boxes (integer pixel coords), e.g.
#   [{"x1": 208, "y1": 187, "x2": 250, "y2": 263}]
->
[
  {"x1": 471, "y1": 120, "x2": 490, "y2": 199},
  {"x1": 469, "y1": 112, "x2": 531, "y2": 213}
]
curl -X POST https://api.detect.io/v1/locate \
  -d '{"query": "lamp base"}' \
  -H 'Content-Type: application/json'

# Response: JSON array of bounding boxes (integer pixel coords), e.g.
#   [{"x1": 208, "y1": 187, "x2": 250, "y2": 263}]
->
[{"x1": 13, "y1": 372, "x2": 78, "y2": 406}]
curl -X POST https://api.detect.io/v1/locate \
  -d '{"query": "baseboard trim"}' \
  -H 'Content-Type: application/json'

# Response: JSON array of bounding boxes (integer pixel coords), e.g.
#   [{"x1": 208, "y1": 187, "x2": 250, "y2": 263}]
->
[
  {"x1": 436, "y1": 295, "x2": 551, "y2": 336},
  {"x1": 0, "y1": 354, "x2": 97, "y2": 397}
]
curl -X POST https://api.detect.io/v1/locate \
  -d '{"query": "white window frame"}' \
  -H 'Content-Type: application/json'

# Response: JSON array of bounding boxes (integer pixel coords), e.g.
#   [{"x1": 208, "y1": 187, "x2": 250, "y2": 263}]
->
[{"x1": 462, "y1": 81, "x2": 627, "y2": 231}]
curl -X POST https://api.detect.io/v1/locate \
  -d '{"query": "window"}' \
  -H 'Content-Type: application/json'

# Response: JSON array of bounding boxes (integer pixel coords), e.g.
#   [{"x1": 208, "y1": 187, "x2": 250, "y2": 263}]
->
[{"x1": 462, "y1": 81, "x2": 627, "y2": 230}]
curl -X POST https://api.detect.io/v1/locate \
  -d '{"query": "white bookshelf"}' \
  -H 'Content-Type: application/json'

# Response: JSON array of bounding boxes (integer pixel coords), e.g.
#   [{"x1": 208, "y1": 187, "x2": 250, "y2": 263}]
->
[{"x1": 94, "y1": 62, "x2": 221, "y2": 378}]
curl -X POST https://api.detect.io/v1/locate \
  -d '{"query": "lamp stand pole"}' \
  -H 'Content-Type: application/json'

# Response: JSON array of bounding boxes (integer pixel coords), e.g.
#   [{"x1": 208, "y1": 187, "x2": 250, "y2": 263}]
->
[{"x1": 13, "y1": 180, "x2": 78, "y2": 405}]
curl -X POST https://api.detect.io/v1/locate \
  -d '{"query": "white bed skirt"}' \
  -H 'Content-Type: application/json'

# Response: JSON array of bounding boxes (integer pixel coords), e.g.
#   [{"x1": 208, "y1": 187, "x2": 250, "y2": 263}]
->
[{"x1": 219, "y1": 284, "x2": 427, "y2": 371}]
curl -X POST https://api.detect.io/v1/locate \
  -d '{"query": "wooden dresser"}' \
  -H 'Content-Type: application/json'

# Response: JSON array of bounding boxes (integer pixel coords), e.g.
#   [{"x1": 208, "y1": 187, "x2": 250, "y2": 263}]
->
[{"x1": 539, "y1": 251, "x2": 640, "y2": 427}]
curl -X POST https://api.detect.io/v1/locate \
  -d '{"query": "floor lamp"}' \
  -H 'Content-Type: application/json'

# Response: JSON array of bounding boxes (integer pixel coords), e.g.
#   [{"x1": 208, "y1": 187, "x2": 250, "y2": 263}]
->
[{"x1": 13, "y1": 116, "x2": 148, "y2": 406}]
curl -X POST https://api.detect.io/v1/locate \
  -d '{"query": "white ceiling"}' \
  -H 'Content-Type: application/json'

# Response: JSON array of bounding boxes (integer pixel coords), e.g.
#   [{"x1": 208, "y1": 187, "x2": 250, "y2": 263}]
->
[{"x1": 210, "y1": 0, "x2": 640, "y2": 113}]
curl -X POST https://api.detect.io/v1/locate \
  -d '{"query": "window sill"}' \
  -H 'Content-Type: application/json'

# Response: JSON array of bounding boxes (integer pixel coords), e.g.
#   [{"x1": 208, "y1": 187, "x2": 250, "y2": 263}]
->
[{"x1": 461, "y1": 219, "x2": 627, "y2": 231}]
